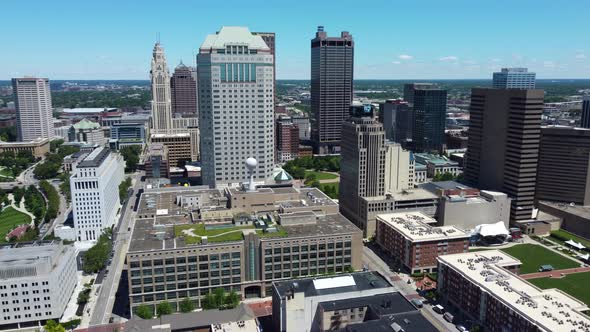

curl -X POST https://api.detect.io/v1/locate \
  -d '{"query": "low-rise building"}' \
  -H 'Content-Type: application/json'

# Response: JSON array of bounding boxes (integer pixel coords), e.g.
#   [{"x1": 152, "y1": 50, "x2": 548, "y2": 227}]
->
[
  {"x1": 376, "y1": 212, "x2": 470, "y2": 273},
  {"x1": 150, "y1": 133, "x2": 193, "y2": 167},
  {"x1": 414, "y1": 162, "x2": 427, "y2": 184},
  {"x1": 414, "y1": 153, "x2": 461, "y2": 178},
  {"x1": 68, "y1": 118, "x2": 109, "y2": 146},
  {"x1": 127, "y1": 185, "x2": 362, "y2": 315},
  {"x1": 422, "y1": 181, "x2": 511, "y2": 230},
  {"x1": 437, "y1": 250, "x2": 590, "y2": 332},
  {"x1": 0, "y1": 138, "x2": 50, "y2": 159},
  {"x1": 124, "y1": 302, "x2": 259, "y2": 332},
  {"x1": 0, "y1": 241, "x2": 77, "y2": 329},
  {"x1": 144, "y1": 144, "x2": 169, "y2": 178},
  {"x1": 272, "y1": 271, "x2": 437, "y2": 332},
  {"x1": 110, "y1": 122, "x2": 147, "y2": 150}
]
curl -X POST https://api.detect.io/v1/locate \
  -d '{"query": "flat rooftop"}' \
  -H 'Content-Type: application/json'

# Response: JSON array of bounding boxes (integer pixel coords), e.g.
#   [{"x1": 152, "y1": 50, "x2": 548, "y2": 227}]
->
[
  {"x1": 344, "y1": 312, "x2": 438, "y2": 332},
  {"x1": 539, "y1": 200, "x2": 590, "y2": 220},
  {"x1": 273, "y1": 271, "x2": 393, "y2": 298},
  {"x1": 377, "y1": 212, "x2": 469, "y2": 242},
  {"x1": 129, "y1": 187, "x2": 359, "y2": 253},
  {"x1": 318, "y1": 292, "x2": 415, "y2": 316},
  {"x1": 76, "y1": 146, "x2": 110, "y2": 168},
  {"x1": 62, "y1": 108, "x2": 116, "y2": 113},
  {"x1": 151, "y1": 132, "x2": 190, "y2": 139},
  {"x1": 439, "y1": 250, "x2": 590, "y2": 332},
  {"x1": 389, "y1": 188, "x2": 438, "y2": 201},
  {"x1": 124, "y1": 303, "x2": 256, "y2": 332}
]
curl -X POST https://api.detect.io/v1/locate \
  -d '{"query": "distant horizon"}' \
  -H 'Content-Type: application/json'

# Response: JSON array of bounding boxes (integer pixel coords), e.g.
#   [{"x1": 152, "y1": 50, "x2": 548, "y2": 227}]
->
[{"x1": 2, "y1": 78, "x2": 590, "y2": 83}]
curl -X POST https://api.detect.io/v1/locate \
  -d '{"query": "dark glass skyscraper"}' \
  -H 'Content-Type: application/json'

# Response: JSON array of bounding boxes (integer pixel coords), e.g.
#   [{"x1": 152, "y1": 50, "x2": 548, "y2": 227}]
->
[
  {"x1": 403, "y1": 84, "x2": 447, "y2": 152},
  {"x1": 464, "y1": 88, "x2": 543, "y2": 222},
  {"x1": 170, "y1": 63, "x2": 198, "y2": 118},
  {"x1": 379, "y1": 99, "x2": 413, "y2": 146},
  {"x1": 311, "y1": 26, "x2": 354, "y2": 154},
  {"x1": 581, "y1": 96, "x2": 590, "y2": 129}
]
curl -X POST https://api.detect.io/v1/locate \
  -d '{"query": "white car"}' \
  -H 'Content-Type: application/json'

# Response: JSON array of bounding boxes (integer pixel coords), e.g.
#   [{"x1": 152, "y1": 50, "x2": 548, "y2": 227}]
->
[{"x1": 455, "y1": 325, "x2": 467, "y2": 332}]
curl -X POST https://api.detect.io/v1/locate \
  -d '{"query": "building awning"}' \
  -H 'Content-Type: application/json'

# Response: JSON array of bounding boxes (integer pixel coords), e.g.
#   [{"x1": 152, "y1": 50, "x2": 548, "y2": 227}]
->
[{"x1": 565, "y1": 239, "x2": 586, "y2": 250}]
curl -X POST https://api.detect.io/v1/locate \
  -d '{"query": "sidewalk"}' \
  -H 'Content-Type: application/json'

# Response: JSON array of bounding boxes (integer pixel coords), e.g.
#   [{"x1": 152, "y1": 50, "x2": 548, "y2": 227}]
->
[
  {"x1": 520, "y1": 266, "x2": 590, "y2": 279},
  {"x1": 61, "y1": 272, "x2": 95, "y2": 322}
]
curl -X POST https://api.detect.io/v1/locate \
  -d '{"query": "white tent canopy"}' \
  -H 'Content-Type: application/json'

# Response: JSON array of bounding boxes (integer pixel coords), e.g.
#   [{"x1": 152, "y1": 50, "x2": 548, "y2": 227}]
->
[
  {"x1": 577, "y1": 253, "x2": 590, "y2": 261},
  {"x1": 473, "y1": 221, "x2": 510, "y2": 237},
  {"x1": 565, "y1": 239, "x2": 586, "y2": 250}
]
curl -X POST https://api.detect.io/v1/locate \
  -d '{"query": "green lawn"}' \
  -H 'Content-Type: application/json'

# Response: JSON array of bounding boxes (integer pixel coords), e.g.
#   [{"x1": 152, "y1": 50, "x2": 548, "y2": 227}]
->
[
  {"x1": 550, "y1": 229, "x2": 590, "y2": 248},
  {"x1": 256, "y1": 226, "x2": 288, "y2": 238},
  {"x1": 0, "y1": 167, "x2": 14, "y2": 179},
  {"x1": 0, "y1": 207, "x2": 32, "y2": 243},
  {"x1": 529, "y1": 272, "x2": 590, "y2": 306},
  {"x1": 501, "y1": 244, "x2": 579, "y2": 274},
  {"x1": 305, "y1": 170, "x2": 338, "y2": 180}
]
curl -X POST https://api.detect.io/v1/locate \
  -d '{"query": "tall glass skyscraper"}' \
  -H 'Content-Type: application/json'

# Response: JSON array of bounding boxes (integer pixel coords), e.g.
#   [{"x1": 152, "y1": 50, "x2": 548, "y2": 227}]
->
[
  {"x1": 310, "y1": 26, "x2": 354, "y2": 154},
  {"x1": 492, "y1": 68, "x2": 536, "y2": 89},
  {"x1": 403, "y1": 83, "x2": 447, "y2": 152},
  {"x1": 197, "y1": 26, "x2": 275, "y2": 188}
]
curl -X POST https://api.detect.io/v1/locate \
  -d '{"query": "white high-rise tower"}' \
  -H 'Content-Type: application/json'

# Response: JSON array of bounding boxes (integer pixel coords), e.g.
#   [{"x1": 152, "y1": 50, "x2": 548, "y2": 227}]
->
[
  {"x1": 150, "y1": 42, "x2": 173, "y2": 132},
  {"x1": 198, "y1": 26, "x2": 275, "y2": 188},
  {"x1": 12, "y1": 77, "x2": 55, "y2": 142}
]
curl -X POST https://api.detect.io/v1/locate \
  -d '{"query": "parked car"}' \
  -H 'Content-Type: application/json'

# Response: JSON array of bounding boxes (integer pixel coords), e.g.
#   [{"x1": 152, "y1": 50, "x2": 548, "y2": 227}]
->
[
  {"x1": 433, "y1": 304, "x2": 445, "y2": 314},
  {"x1": 411, "y1": 298, "x2": 423, "y2": 308},
  {"x1": 443, "y1": 312, "x2": 454, "y2": 323},
  {"x1": 455, "y1": 325, "x2": 467, "y2": 332}
]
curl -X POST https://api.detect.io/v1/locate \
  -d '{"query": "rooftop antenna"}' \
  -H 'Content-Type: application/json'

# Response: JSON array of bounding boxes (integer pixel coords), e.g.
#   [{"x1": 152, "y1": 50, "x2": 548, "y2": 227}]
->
[
  {"x1": 245, "y1": 157, "x2": 258, "y2": 192},
  {"x1": 156, "y1": 32, "x2": 160, "y2": 44}
]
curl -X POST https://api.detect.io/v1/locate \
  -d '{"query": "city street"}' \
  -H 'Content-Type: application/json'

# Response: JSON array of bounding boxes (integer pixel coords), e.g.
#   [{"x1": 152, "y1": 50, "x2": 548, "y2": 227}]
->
[
  {"x1": 362, "y1": 245, "x2": 456, "y2": 332},
  {"x1": 88, "y1": 172, "x2": 143, "y2": 326}
]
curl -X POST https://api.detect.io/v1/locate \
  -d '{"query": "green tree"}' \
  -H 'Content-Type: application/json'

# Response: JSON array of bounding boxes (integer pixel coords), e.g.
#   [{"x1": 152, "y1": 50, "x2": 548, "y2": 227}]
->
[
  {"x1": 179, "y1": 297, "x2": 195, "y2": 313},
  {"x1": 59, "y1": 173, "x2": 71, "y2": 202},
  {"x1": 44, "y1": 320, "x2": 66, "y2": 332},
  {"x1": 135, "y1": 304, "x2": 153, "y2": 319},
  {"x1": 202, "y1": 292, "x2": 216, "y2": 310},
  {"x1": 118, "y1": 177, "x2": 133, "y2": 203},
  {"x1": 120, "y1": 145, "x2": 141, "y2": 172},
  {"x1": 50, "y1": 139, "x2": 65, "y2": 152},
  {"x1": 214, "y1": 287, "x2": 225, "y2": 308},
  {"x1": 82, "y1": 230, "x2": 112, "y2": 273},
  {"x1": 34, "y1": 161, "x2": 61, "y2": 179},
  {"x1": 225, "y1": 290, "x2": 240, "y2": 308},
  {"x1": 40, "y1": 180, "x2": 60, "y2": 221},
  {"x1": 156, "y1": 301, "x2": 174, "y2": 317},
  {"x1": 433, "y1": 171, "x2": 455, "y2": 182}
]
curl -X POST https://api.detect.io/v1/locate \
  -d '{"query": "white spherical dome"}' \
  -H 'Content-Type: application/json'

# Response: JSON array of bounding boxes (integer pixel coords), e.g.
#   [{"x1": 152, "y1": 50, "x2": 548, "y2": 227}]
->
[{"x1": 245, "y1": 157, "x2": 258, "y2": 170}]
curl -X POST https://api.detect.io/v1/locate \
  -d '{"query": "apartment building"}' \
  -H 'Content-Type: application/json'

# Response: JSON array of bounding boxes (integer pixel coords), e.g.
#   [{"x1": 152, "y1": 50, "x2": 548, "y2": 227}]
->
[
  {"x1": 375, "y1": 212, "x2": 470, "y2": 273},
  {"x1": 438, "y1": 250, "x2": 590, "y2": 332}
]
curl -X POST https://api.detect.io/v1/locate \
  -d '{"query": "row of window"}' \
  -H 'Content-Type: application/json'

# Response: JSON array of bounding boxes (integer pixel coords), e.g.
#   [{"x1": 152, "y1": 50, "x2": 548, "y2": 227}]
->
[{"x1": 0, "y1": 281, "x2": 48, "y2": 289}]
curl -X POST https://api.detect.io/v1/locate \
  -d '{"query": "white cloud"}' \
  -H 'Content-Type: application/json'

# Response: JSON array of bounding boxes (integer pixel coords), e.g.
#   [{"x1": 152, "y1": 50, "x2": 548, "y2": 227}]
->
[
  {"x1": 543, "y1": 60, "x2": 556, "y2": 68},
  {"x1": 439, "y1": 56, "x2": 458, "y2": 62},
  {"x1": 490, "y1": 58, "x2": 501, "y2": 63},
  {"x1": 398, "y1": 54, "x2": 413, "y2": 60},
  {"x1": 392, "y1": 61, "x2": 401, "y2": 64},
  {"x1": 576, "y1": 53, "x2": 587, "y2": 59}
]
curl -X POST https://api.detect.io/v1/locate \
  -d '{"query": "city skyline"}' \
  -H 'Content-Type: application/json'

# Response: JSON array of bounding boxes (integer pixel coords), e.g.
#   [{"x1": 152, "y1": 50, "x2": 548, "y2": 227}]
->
[{"x1": 2, "y1": 0, "x2": 589, "y2": 80}]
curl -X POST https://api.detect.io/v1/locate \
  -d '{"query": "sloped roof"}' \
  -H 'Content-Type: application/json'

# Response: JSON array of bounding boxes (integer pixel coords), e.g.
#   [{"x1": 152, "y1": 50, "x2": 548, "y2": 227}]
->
[
  {"x1": 73, "y1": 118, "x2": 100, "y2": 130},
  {"x1": 200, "y1": 26, "x2": 269, "y2": 50}
]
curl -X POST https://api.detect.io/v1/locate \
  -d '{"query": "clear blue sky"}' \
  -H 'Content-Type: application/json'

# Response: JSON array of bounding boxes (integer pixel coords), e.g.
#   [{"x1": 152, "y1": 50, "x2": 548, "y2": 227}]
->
[{"x1": 2, "y1": 0, "x2": 589, "y2": 80}]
